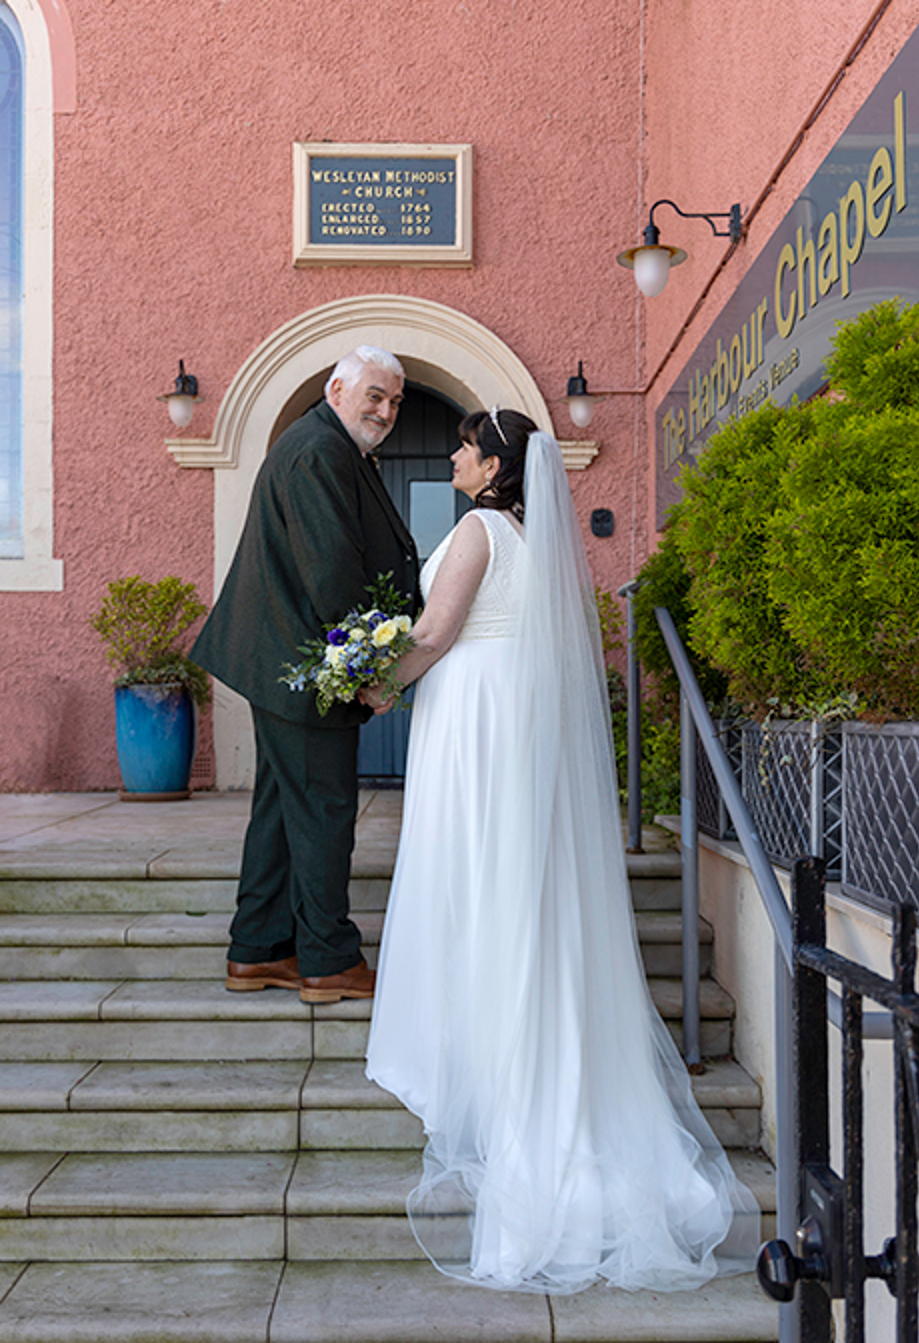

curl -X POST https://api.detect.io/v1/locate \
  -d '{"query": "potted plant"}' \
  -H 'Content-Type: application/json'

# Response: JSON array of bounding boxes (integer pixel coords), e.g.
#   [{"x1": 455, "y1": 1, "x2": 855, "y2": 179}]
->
[{"x1": 90, "y1": 575, "x2": 211, "y2": 800}]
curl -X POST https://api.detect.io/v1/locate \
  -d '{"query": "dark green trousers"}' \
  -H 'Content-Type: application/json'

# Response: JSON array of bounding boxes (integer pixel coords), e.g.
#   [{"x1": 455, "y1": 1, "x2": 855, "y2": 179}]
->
[{"x1": 228, "y1": 706, "x2": 363, "y2": 977}]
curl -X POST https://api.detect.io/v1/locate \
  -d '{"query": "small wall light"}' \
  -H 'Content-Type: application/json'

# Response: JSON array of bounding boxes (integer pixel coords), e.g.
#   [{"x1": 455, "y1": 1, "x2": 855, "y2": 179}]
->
[
  {"x1": 158, "y1": 360, "x2": 200, "y2": 430},
  {"x1": 617, "y1": 200, "x2": 743, "y2": 297},
  {"x1": 564, "y1": 361, "x2": 609, "y2": 430}
]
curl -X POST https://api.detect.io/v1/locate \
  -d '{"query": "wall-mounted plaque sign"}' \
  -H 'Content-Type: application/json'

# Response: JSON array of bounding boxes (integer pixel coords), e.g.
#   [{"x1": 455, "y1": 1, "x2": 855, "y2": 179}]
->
[{"x1": 293, "y1": 142, "x2": 473, "y2": 267}]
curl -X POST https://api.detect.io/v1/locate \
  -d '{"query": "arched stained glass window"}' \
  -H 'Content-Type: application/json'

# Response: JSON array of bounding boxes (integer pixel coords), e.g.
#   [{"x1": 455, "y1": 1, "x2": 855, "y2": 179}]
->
[{"x1": 0, "y1": 6, "x2": 22, "y2": 558}]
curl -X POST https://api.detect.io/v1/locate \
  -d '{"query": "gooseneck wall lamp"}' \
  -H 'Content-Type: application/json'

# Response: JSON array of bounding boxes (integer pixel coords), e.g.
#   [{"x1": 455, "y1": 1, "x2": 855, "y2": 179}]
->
[
  {"x1": 562, "y1": 360, "x2": 646, "y2": 430},
  {"x1": 617, "y1": 200, "x2": 743, "y2": 297},
  {"x1": 158, "y1": 360, "x2": 200, "y2": 430}
]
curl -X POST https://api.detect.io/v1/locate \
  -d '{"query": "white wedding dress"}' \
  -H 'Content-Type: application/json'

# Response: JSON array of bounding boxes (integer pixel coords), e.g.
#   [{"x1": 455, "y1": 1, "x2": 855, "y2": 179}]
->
[{"x1": 366, "y1": 436, "x2": 760, "y2": 1295}]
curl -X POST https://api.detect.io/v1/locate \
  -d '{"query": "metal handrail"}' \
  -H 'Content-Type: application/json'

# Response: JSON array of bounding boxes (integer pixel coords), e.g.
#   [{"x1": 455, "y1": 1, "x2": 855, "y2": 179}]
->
[
  {"x1": 649, "y1": 607, "x2": 796, "y2": 1343},
  {"x1": 655, "y1": 607, "x2": 794, "y2": 967}
]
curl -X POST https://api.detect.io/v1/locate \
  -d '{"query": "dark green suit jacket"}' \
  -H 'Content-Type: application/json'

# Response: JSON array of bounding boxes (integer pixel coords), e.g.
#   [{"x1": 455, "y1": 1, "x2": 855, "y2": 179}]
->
[{"x1": 192, "y1": 401, "x2": 420, "y2": 729}]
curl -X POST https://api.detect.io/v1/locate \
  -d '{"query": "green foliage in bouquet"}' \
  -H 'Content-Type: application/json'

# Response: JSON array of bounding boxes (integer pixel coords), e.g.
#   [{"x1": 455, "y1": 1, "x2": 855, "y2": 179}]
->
[
  {"x1": 280, "y1": 572, "x2": 415, "y2": 717},
  {"x1": 90, "y1": 575, "x2": 211, "y2": 709}
]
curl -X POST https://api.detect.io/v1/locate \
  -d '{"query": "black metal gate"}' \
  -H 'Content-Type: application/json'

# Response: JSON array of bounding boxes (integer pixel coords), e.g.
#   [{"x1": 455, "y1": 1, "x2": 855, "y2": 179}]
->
[{"x1": 757, "y1": 856, "x2": 919, "y2": 1341}]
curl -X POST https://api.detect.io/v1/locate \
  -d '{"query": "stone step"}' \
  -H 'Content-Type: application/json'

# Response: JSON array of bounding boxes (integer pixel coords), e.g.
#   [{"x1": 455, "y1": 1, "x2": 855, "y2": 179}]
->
[
  {"x1": 0, "y1": 910, "x2": 708, "y2": 979},
  {"x1": 0, "y1": 1258, "x2": 779, "y2": 1341},
  {"x1": 0, "y1": 975, "x2": 734, "y2": 1062},
  {"x1": 0, "y1": 867, "x2": 681, "y2": 914},
  {"x1": 0, "y1": 1147, "x2": 776, "y2": 1264},
  {"x1": 0, "y1": 1056, "x2": 762, "y2": 1154}
]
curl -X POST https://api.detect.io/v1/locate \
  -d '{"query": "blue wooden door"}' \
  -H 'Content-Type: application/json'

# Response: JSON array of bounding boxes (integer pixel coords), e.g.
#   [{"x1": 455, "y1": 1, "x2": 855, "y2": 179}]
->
[{"x1": 357, "y1": 384, "x2": 470, "y2": 781}]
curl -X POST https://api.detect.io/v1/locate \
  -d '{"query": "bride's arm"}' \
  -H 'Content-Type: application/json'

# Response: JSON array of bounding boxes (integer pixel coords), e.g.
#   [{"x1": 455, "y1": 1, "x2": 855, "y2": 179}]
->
[{"x1": 364, "y1": 512, "x2": 490, "y2": 707}]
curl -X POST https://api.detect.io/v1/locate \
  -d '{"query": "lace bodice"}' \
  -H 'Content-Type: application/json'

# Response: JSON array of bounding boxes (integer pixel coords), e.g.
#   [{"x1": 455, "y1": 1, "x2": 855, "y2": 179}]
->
[{"x1": 421, "y1": 510, "x2": 525, "y2": 641}]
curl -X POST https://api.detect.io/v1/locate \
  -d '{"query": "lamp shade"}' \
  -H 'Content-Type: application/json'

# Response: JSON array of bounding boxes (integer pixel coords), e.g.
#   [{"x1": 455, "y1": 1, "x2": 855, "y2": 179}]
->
[
  {"x1": 617, "y1": 241, "x2": 687, "y2": 297},
  {"x1": 632, "y1": 246, "x2": 673, "y2": 297},
  {"x1": 167, "y1": 395, "x2": 196, "y2": 430},
  {"x1": 567, "y1": 395, "x2": 595, "y2": 429}
]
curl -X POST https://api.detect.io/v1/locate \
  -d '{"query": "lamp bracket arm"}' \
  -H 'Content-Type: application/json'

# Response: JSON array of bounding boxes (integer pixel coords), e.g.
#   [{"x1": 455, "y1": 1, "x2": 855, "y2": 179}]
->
[{"x1": 646, "y1": 199, "x2": 743, "y2": 244}]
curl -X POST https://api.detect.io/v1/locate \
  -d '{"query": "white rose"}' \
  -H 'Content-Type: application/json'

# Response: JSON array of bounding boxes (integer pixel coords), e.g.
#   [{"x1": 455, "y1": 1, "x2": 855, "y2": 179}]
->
[
  {"x1": 395, "y1": 615, "x2": 412, "y2": 633},
  {"x1": 371, "y1": 619, "x2": 398, "y2": 648}
]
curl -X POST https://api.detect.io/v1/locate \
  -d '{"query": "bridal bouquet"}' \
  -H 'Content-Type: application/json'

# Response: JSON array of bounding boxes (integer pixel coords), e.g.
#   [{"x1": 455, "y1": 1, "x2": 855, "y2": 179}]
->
[{"x1": 280, "y1": 573, "x2": 414, "y2": 716}]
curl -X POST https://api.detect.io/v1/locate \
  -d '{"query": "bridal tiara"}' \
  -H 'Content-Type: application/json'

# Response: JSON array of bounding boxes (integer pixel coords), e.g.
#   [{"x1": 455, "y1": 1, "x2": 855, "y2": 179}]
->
[{"x1": 489, "y1": 405, "x2": 510, "y2": 448}]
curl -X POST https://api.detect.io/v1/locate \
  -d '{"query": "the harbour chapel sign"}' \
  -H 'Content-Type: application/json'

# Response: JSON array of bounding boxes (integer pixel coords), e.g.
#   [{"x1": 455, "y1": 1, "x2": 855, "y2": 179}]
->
[
  {"x1": 293, "y1": 143, "x2": 473, "y2": 266},
  {"x1": 656, "y1": 32, "x2": 919, "y2": 528}
]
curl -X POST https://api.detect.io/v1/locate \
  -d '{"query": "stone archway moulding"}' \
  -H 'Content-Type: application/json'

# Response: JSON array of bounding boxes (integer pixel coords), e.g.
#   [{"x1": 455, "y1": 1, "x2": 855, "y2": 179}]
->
[{"x1": 168, "y1": 293, "x2": 558, "y2": 787}]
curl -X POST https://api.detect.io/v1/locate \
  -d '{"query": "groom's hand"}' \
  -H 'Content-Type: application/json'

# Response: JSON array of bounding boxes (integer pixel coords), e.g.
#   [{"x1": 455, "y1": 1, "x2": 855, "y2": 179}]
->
[{"x1": 359, "y1": 685, "x2": 395, "y2": 715}]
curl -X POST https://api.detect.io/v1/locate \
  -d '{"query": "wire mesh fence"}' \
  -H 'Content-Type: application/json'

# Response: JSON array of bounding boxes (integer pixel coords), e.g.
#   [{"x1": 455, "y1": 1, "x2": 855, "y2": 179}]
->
[
  {"x1": 696, "y1": 720, "x2": 742, "y2": 840},
  {"x1": 842, "y1": 722, "x2": 919, "y2": 912}
]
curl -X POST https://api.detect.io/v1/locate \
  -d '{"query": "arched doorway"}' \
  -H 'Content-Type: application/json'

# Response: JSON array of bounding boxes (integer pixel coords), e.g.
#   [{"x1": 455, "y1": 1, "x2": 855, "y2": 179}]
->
[
  {"x1": 172, "y1": 294, "x2": 553, "y2": 789},
  {"x1": 358, "y1": 381, "x2": 471, "y2": 781}
]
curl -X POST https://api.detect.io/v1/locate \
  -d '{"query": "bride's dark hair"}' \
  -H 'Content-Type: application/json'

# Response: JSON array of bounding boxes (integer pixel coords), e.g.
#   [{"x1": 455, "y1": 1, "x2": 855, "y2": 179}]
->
[{"x1": 457, "y1": 408, "x2": 537, "y2": 520}]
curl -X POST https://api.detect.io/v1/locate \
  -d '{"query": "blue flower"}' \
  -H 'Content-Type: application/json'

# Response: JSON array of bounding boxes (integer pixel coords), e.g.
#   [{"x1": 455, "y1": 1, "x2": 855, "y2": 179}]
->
[{"x1": 328, "y1": 628, "x2": 348, "y2": 646}]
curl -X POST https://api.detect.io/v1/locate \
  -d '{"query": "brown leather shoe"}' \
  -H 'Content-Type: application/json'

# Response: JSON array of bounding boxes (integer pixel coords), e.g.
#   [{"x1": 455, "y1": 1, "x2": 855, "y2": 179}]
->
[
  {"x1": 300, "y1": 956, "x2": 376, "y2": 1004},
  {"x1": 225, "y1": 954, "x2": 302, "y2": 992}
]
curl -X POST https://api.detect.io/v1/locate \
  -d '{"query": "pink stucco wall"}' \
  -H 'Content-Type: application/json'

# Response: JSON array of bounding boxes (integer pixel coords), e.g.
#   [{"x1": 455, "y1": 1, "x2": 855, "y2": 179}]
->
[
  {"x1": 2, "y1": 0, "x2": 915, "y2": 789},
  {"x1": 3, "y1": 0, "x2": 645, "y2": 789}
]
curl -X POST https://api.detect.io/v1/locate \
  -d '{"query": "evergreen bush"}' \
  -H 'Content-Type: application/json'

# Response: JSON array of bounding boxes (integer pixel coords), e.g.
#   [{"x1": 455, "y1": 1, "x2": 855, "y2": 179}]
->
[
  {"x1": 638, "y1": 298, "x2": 919, "y2": 721},
  {"x1": 91, "y1": 575, "x2": 211, "y2": 709}
]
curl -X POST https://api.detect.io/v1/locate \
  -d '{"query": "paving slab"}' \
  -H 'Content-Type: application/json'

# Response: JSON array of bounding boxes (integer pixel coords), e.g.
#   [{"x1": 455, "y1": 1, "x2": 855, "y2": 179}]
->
[
  {"x1": 0, "y1": 1213, "x2": 283, "y2": 1261},
  {"x1": 0, "y1": 1019, "x2": 314, "y2": 1063},
  {"x1": 0, "y1": 1061, "x2": 96, "y2": 1109},
  {"x1": 126, "y1": 911, "x2": 232, "y2": 944},
  {"x1": 0, "y1": 1153, "x2": 62, "y2": 1215},
  {"x1": 0, "y1": 1262, "x2": 26, "y2": 1301},
  {"x1": 0, "y1": 914, "x2": 138, "y2": 945},
  {"x1": 301, "y1": 1059, "x2": 402, "y2": 1109},
  {"x1": 550, "y1": 1271, "x2": 778, "y2": 1341},
  {"x1": 0, "y1": 878, "x2": 238, "y2": 914},
  {"x1": 287, "y1": 1213, "x2": 422, "y2": 1261},
  {"x1": 0, "y1": 1259, "x2": 282, "y2": 1340},
  {"x1": 0, "y1": 794, "x2": 120, "y2": 844},
  {"x1": 0, "y1": 1109, "x2": 298, "y2": 1153},
  {"x1": 0, "y1": 980, "x2": 120, "y2": 1019},
  {"x1": 691, "y1": 1059, "x2": 761, "y2": 1109},
  {"x1": 313, "y1": 1019, "x2": 371, "y2": 1060},
  {"x1": 271, "y1": 1260, "x2": 552, "y2": 1342},
  {"x1": 288, "y1": 1150, "x2": 421, "y2": 1215},
  {"x1": 649, "y1": 977, "x2": 735, "y2": 1020},
  {"x1": 0, "y1": 945, "x2": 225, "y2": 981},
  {"x1": 300, "y1": 1107, "x2": 425, "y2": 1150},
  {"x1": 70, "y1": 1059, "x2": 310, "y2": 1110},
  {"x1": 30, "y1": 1151, "x2": 296, "y2": 1215},
  {"x1": 99, "y1": 979, "x2": 310, "y2": 1020}
]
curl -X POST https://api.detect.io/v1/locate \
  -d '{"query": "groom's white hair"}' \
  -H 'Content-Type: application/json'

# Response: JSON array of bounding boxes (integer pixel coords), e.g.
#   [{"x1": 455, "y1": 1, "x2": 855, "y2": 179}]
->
[{"x1": 324, "y1": 346, "x2": 404, "y2": 397}]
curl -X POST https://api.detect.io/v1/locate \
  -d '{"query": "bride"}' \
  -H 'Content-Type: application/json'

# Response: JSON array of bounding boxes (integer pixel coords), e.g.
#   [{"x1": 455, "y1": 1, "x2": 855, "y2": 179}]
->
[{"x1": 364, "y1": 407, "x2": 759, "y2": 1294}]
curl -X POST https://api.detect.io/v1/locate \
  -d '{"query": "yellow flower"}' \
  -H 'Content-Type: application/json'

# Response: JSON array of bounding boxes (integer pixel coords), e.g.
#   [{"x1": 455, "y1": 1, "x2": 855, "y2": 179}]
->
[
  {"x1": 371, "y1": 619, "x2": 398, "y2": 647},
  {"x1": 395, "y1": 615, "x2": 412, "y2": 633},
  {"x1": 325, "y1": 646, "x2": 345, "y2": 666}
]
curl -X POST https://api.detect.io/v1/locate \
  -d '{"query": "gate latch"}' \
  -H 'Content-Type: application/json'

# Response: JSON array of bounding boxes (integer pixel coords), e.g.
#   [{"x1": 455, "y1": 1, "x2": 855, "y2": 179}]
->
[{"x1": 757, "y1": 1164, "x2": 845, "y2": 1302}]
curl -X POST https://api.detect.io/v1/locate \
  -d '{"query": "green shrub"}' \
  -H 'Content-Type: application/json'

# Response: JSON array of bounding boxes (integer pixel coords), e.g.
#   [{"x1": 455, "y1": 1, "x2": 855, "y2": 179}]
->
[
  {"x1": 632, "y1": 508, "x2": 728, "y2": 711},
  {"x1": 91, "y1": 576, "x2": 211, "y2": 709},
  {"x1": 674, "y1": 399, "x2": 824, "y2": 711},
  {"x1": 648, "y1": 298, "x2": 919, "y2": 720}
]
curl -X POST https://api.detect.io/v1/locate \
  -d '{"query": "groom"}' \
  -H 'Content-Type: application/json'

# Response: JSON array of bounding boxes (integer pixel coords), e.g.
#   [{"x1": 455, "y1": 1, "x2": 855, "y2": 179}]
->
[{"x1": 191, "y1": 346, "x2": 420, "y2": 1003}]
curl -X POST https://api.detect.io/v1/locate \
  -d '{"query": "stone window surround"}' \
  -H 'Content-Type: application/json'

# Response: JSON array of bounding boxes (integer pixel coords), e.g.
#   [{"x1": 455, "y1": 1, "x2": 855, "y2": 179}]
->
[{"x1": 0, "y1": 0, "x2": 62, "y2": 592}]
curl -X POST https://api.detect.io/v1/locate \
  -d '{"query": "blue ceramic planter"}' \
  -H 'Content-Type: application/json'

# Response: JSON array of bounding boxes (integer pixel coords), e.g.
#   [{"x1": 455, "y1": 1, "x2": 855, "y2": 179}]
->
[{"x1": 114, "y1": 683, "x2": 196, "y2": 797}]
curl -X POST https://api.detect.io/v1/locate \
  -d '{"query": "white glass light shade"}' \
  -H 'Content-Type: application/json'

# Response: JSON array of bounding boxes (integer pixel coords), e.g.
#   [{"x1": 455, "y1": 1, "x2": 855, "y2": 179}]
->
[
  {"x1": 167, "y1": 394, "x2": 196, "y2": 430},
  {"x1": 632, "y1": 246, "x2": 673, "y2": 297},
  {"x1": 567, "y1": 395, "x2": 595, "y2": 429}
]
